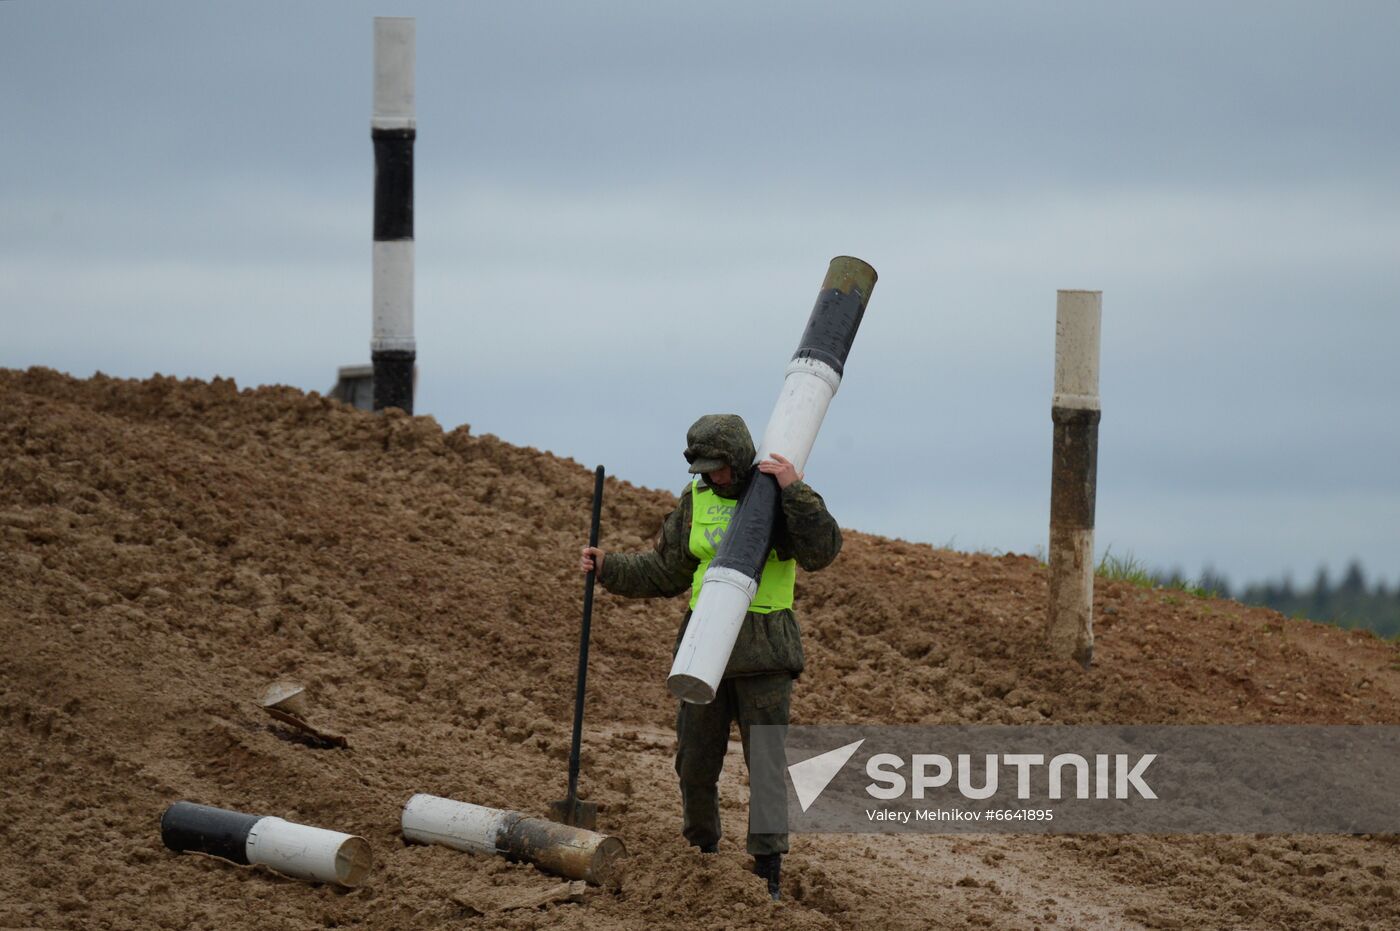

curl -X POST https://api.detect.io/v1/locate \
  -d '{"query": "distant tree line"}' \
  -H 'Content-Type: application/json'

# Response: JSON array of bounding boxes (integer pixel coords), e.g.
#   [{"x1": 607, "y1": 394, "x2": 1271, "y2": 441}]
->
[{"x1": 1155, "y1": 561, "x2": 1400, "y2": 639}]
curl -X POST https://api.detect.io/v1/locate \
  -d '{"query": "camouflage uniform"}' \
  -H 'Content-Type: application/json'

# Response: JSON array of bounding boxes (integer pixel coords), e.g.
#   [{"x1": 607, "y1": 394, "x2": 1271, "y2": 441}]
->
[{"x1": 598, "y1": 414, "x2": 842, "y2": 855}]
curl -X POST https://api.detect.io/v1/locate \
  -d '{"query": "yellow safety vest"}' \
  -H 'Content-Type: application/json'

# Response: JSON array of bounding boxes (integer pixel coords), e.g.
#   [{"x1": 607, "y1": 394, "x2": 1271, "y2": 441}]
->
[{"x1": 688, "y1": 477, "x2": 796, "y2": 613}]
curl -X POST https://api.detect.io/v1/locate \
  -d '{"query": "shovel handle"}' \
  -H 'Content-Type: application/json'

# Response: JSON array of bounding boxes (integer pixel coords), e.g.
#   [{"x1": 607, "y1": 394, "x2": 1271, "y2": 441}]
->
[{"x1": 567, "y1": 466, "x2": 605, "y2": 807}]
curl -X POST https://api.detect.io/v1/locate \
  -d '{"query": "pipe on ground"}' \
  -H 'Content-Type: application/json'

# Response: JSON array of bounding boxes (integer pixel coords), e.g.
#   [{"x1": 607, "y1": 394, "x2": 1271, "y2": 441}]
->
[
  {"x1": 401, "y1": 794, "x2": 625, "y2": 887},
  {"x1": 667, "y1": 256, "x2": 877, "y2": 704},
  {"x1": 160, "y1": 801, "x2": 372, "y2": 887}
]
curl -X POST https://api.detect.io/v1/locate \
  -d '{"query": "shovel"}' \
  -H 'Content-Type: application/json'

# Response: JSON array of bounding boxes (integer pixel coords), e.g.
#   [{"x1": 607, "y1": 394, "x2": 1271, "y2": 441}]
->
[{"x1": 549, "y1": 464, "x2": 605, "y2": 829}]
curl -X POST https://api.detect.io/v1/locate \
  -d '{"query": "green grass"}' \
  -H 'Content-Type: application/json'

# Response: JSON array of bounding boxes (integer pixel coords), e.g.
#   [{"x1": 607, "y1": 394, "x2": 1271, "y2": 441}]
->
[
  {"x1": 1096, "y1": 547, "x2": 1155, "y2": 587},
  {"x1": 1095, "y1": 546, "x2": 1220, "y2": 598}
]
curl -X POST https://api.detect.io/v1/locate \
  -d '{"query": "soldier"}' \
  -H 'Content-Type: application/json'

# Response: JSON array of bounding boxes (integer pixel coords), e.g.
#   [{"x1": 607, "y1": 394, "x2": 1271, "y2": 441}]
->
[{"x1": 578, "y1": 413, "x2": 842, "y2": 901}]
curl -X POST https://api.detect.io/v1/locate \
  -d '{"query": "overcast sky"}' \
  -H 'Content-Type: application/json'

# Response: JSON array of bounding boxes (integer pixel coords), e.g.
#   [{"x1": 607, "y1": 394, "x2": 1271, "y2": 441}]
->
[{"x1": 3, "y1": 1, "x2": 1397, "y2": 588}]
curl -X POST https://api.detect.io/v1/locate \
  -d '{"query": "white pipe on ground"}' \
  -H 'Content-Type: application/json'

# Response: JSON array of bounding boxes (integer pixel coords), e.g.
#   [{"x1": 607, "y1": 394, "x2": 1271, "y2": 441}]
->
[
  {"x1": 160, "y1": 801, "x2": 371, "y2": 888},
  {"x1": 245, "y1": 816, "x2": 373, "y2": 887},
  {"x1": 401, "y1": 794, "x2": 513, "y2": 856},
  {"x1": 401, "y1": 794, "x2": 626, "y2": 887}
]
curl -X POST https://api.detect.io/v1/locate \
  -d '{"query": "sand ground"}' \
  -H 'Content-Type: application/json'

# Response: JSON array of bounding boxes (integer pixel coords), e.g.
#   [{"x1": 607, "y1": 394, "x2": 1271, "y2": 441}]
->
[{"x1": 2, "y1": 368, "x2": 1397, "y2": 929}]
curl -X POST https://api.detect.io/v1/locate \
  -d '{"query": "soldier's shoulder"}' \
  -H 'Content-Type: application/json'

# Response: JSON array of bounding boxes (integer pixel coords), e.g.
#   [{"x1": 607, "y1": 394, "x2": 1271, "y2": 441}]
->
[
  {"x1": 783, "y1": 478, "x2": 825, "y2": 501},
  {"x1": 663, "y1": 484, "x2": 695, "y2": 523}
]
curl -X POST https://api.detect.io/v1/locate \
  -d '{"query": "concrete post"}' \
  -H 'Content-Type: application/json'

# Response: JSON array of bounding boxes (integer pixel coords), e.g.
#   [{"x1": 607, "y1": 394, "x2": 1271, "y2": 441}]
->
[
  {"x1": 1047, "y1": 289, "x2": 1102, "y2": 668},
  {"x1": 371, "y1": 17, "x2": 416, "y2": 413}
]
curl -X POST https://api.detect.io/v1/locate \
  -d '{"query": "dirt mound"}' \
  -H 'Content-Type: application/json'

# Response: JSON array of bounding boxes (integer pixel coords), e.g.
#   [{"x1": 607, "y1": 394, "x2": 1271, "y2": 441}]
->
[{"x1": 2, "y1": 367, "x2": 1397, "y2": 930}]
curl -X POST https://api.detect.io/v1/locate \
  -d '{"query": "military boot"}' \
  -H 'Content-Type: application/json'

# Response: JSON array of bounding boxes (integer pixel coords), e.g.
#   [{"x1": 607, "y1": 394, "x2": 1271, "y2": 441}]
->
[{"x1": 753, "y1": 853, "x2": 781, "y2": 901}]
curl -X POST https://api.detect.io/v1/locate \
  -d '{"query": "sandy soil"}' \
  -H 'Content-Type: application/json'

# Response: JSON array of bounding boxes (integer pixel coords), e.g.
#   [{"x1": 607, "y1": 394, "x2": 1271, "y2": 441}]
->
[{"x1": 2, "y1": 367, "x2": 1398, "y2": 930}]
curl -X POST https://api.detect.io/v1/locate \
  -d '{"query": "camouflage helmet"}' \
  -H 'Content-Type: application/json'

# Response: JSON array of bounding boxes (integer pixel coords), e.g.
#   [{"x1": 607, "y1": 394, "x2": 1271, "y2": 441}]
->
[{"x1": 684, "y1": 414, "x2": 755, "y2": 478}]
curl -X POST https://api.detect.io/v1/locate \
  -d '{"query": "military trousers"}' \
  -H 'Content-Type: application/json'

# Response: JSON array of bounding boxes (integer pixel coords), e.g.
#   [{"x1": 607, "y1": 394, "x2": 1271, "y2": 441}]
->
[{"x1": 674, "y1": 672, "x2": 792, "y2": 856}]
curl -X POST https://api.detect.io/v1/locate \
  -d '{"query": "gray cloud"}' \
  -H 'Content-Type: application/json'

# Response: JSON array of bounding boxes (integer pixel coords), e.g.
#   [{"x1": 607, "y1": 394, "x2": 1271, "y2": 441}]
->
[{"x1": 3, "y1": 0, "x2": 1398, "y2": 587}]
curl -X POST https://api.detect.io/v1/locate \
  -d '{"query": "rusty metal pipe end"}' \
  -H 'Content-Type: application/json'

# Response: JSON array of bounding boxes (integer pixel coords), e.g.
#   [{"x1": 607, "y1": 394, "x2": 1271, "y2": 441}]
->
[
  {"x1": 822, "y1": 256, "x2": 878, "y2": 301},
  {"x1": 501, "y1": 815, "x2": 627, "y2": 888}
]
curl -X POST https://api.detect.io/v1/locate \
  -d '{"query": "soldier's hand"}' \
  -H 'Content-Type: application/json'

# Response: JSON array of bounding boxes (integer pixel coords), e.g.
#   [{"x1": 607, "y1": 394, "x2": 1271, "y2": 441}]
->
[
  {"x1": 758, "y1": 452, "x2": 804, "y2": 489},
  {"x1": 580, "y1": 546, "x2": 605, "y2": 575}
]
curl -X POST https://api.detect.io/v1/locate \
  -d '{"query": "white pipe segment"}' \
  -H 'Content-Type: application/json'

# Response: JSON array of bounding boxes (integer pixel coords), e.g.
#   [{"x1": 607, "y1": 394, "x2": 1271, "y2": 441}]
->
[
  {"x1": 401, "y1": 794, "x2": 510, "y2": 855},
  {"x1": 752, "y1": 357, "x2": 842, "y2": 473},
  {"x1": 668, "y1": 567, "x2": 760, "y2": 704},
  {"x1": 401, "y1": 793, "x2": 627, "y2": 886},
  {"x1": 244, "y1": 816, "x2": 372, "y2": 887},
  {"x1": 372, "y1": 17, "x2": 415, "y2": 131},
  {"x1": 1052, "y1": 290, "x2": 1102, "y2": 410},
  {"x1": 372, "y1": 240, "x2": 415, "y2": 351}
]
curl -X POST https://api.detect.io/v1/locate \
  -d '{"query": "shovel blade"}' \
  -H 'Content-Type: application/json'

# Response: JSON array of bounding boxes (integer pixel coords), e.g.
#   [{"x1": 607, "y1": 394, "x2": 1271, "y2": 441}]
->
[{"x1": 547, "y1": 798, "x2": 598, "y2": 831}]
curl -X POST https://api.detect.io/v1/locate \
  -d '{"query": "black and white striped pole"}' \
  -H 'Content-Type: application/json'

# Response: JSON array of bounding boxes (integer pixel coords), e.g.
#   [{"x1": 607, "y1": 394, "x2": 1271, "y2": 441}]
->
[
  {"x1": 371, "y1": 17, "x2": 415, "y2": 414},
  {"x1": 668, "y1": 256, "x2": 877, "y2": 704},
  {"x1": 160, "y1": 801, "x2": 372, "y2": 887},
  {"x1": 1047, "y1": 289, "x2": 1102, "y2": 668}
]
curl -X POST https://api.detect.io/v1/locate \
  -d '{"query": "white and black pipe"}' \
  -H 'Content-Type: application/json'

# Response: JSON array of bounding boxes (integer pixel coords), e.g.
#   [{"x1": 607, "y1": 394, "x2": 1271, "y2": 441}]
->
[
  {"x1": 667, "y1": 256, "x2": 877, "y2": 704},
  {"x1": 160, "y1": 801, "x2": 372, "y2": 887},
  {"x1": 371, "y1": 17, "x2": 416, "y2": 414},
  {"x1": 1046, "y1": 289, "x2": 1102, "y2": 668},
  {"x1": 401, "y1": 794, "x2": 626, "y2": 887}
]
